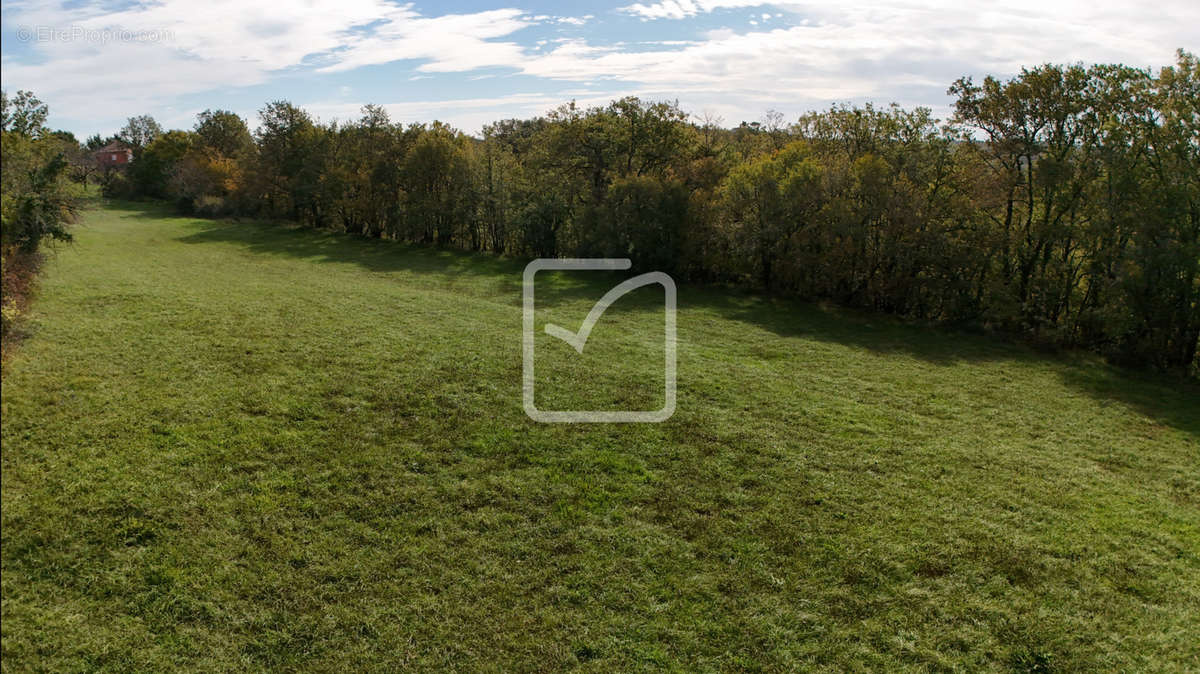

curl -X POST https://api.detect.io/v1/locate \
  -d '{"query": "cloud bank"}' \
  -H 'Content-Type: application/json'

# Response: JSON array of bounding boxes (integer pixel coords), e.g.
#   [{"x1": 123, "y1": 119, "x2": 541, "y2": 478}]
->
[{"x1": 2, "y1": 0, "x2": 1193, "y2": 135}]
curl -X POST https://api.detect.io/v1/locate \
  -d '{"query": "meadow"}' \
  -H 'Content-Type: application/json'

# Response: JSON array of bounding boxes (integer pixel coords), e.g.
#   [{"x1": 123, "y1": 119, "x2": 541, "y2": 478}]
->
[{"x1": 2, "y1": 201, "x2": 1198, "y2": 671}]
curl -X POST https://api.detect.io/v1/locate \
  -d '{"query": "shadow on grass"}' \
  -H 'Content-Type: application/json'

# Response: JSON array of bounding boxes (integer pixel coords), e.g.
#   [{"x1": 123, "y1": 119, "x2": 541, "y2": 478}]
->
[
  {"x1": 130, "y1": 203, "x2": 1198, "y2": 436},
  {"x1": 1056, "y1": 365, "x2": 1200, "y2": 438},
  {"x1": 685, "y1": 284, "x2": 1022, "y2": 364},
  {"x1": 690, "y1": 287, "x2": 1199, "y2": 437},
  {"x1": 172, "y1": 213, "x2": 527, "y2": 298}
]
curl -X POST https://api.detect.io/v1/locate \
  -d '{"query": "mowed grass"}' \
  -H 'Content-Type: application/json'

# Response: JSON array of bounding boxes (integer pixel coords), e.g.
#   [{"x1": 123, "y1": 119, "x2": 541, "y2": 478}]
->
[{"x1": 2, "y1": 201, "x2": 1198, "y2": 672}]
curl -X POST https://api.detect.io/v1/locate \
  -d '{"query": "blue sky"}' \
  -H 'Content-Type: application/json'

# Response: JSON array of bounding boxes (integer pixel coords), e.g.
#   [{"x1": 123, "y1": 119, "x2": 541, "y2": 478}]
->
[{"x1": 2, "y1": 0, "x2": 1195, "y2": 138}]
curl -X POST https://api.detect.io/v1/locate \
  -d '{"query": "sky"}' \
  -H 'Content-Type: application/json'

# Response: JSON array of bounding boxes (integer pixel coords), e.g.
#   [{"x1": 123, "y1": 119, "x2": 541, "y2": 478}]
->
[{"x1": 1, "y1": 0, "x2": 1195, "y2": 139}]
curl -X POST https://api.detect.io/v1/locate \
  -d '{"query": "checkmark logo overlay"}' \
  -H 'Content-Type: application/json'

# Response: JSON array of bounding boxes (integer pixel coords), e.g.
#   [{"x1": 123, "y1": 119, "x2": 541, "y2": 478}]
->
[{"x1": 523, "y1": 259, "x2": 676, "y2": 423}]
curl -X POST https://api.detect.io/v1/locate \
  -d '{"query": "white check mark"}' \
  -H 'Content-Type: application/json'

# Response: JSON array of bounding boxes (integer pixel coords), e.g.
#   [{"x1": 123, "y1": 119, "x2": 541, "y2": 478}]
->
[
  {"x1": 522, "y1": 258, "x2": 677, "y2": 423},
  {"x1": 543, "y1": 272, "x2": 668, "y2": 354}
]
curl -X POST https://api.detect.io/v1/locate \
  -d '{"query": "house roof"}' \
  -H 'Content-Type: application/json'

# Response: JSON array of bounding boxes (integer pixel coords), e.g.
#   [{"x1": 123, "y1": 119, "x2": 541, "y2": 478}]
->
[{"x1": 95, "y1": 141, "x2": 131, "y2": 154}]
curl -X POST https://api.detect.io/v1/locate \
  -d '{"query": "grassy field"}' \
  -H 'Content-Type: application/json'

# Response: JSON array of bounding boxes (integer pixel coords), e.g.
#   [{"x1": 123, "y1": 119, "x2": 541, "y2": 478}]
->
[{"x1": 2, "y1": 201, "x2": 1198, "y2": 671}]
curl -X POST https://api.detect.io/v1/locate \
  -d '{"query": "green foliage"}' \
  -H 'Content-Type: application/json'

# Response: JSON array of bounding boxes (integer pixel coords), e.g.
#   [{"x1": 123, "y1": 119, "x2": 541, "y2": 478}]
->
[
  {"x1": 109, "y1": 53, "x2": 1199, "y2": 373},
  {"x1": 950, "y1": 51, "x2": 1199, "y2": 371},
  {"x1": 126, "y1": 130, "x2": 193, "y2": 199},
  {"x1": 399, "y1": 122, "x2": 476, "y2": 244},
  {"x1": 254, "y1": 101, "x2": 324, "y2": 221},
  {"x1": 594, "y1": 175, "x2": 689, "y2": 272},
  {"x1": 0, "y1": 89, "x2": 49, "y2": 137},
  {"x1": 193, "y1": 109, "x2": 254, "y2": 159},
  {"x1": 192, "y1": 194, "x2": 231, "y2": 218},
  {"x1": 100, "y1": 169, "x2": 135, "y2": 200},
  {"x1": 1, "y1": 153, "x2": 75, "y2": 251},
  {"x1": 117, "y1": 114, "x2": 163, "y2": 152},
  {"x1": 0, "y1": 91, "x2": 82, "y2": 353},
  {"x1": 720, "y1": 141, "x2": 825, "y2": 289},
  {"x1": 1, "y1": 95, "x2": 82, "y2": 253}
]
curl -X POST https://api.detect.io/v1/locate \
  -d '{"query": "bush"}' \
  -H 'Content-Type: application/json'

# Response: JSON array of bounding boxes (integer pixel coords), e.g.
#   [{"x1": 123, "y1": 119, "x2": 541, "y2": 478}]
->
[
  {"x1": 101, "y1": 170, "x2": 135, "y2": 199},
  {"x1": 0, "y1": 246, "x2": 40, "y2": 341},
  {"x1": 193, "y1": 195, "x2": 229, "y2": 218},
  {"x1": 1, "y1": 147, "x2": 79, "y2": 252}
]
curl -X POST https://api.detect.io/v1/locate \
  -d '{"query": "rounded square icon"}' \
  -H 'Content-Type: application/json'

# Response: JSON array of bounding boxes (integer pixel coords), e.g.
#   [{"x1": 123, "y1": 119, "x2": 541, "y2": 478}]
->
[{"x1": 522, "y1": 258, "x2": 676, "y2": 423}]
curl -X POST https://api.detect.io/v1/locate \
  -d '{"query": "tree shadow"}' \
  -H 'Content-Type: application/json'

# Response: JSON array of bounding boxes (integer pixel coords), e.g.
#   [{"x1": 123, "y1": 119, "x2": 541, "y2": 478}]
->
[
  {"x1": 1054, "y1": 363, "x2": 1200, "y2": 438},
  {"x1": 128, "y1": 203, "x2": 1197, "y2": 437},
  {"x1": 683, "y1": 285, "x2": 1025, "y2": 365},
  {"x1": 689, "y1": 286, "x2": 1199, "y2": 437},
  {"x1": 171, "y1": 214, "x2": 527, "y2": 299}
]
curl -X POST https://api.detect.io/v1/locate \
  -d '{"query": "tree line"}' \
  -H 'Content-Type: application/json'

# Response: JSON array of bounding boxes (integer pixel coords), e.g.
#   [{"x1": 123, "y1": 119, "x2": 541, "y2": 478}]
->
[
  {"x1": 1, "y1": 90, "x2": 86, "y2": 338},
  {"x1": 5, "y1": 51, "x2": 1197, "y2": 373}
]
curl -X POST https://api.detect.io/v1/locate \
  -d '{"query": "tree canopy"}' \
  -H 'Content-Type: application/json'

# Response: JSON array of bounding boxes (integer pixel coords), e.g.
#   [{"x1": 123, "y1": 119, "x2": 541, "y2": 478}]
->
[{"x1": 92, "y1": 51, "x2": 1200, "y2": 374}]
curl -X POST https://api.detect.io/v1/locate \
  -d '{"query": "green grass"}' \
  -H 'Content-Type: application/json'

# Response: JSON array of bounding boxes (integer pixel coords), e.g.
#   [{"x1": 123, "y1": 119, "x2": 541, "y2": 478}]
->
[{"x1": 2, "y1": 200, "x2": 1198, "y2": 672}]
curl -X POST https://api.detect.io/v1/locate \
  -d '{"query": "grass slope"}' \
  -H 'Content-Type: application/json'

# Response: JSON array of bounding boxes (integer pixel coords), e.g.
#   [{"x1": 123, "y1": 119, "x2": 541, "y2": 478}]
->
[{"x1": 2, "y1": 201, "x2": 1198, "y2": 672}]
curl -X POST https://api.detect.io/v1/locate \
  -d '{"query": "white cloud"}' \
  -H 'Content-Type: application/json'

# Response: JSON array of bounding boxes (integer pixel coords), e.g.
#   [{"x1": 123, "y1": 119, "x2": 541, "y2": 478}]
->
[
  {"x1": 2, "y1": 0, "x2": 1194, "y2": 136},
  {"x1": 537, "y1": 0, "x2": 1195, "y2": 102},
  {"x1": 2, "y1": 0, "x2": 537, "y2": 119},
  {"x1": 619, "y1": 0, "x2": 765, "y2": 20},
  {"x1": 316, "y1": 8, "x2": 532, "y2": 74}
]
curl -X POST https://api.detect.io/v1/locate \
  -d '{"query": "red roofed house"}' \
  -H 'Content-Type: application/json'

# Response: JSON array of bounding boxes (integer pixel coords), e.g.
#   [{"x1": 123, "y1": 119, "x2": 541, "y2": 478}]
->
[{"x1": 95, "y1": 141, "x2": 133, "y2": 168}]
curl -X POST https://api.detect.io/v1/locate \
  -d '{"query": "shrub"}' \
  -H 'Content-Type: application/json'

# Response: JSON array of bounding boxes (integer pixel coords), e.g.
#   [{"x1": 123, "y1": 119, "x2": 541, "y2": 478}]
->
[{"x1": 193, "y1": 195, "x2": 229, "y2": 218}]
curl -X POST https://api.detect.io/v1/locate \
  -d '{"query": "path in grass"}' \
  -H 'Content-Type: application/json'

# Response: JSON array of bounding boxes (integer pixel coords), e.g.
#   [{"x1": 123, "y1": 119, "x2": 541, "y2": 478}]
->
[{"x1": 2, "y1": 201, "x2": 1198, "y2": 671}]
